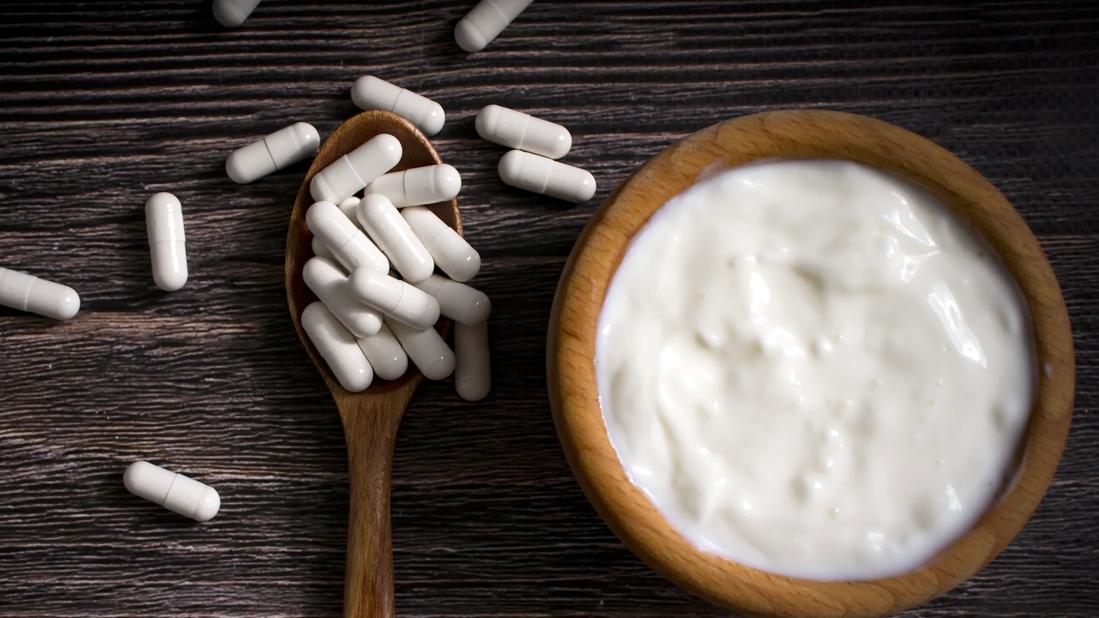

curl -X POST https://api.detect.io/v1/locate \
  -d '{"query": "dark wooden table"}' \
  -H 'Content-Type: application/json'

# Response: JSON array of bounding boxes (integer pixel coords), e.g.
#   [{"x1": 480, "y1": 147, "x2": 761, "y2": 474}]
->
[{"x1": 0, "y1": 1, "x2": 1095, "y2": 616}]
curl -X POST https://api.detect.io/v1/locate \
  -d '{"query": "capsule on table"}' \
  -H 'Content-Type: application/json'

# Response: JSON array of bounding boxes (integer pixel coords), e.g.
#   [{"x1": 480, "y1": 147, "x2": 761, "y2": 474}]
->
[
  {"x1": 388, "y1": 320, "x2": 455, "y2": 381},
  {"x1": 356, "y1": 323, "x2": 408, "y2": 381},
  {"x1": 310, "y1": 133, "x2": 402, "y2": 203},
  {"x1": 366, "y1": 164, "x2": 461, "y2": 208},
  {"x1": 306, "y1": 201, "x2": 389, "y2": 273},
  {"x1": 415, "y1": 274, "x2": 490, "y2": 325},
  {"x1": 455, "y1": 0, "x2": 533, "y2": 52},
  {"x1": 357, "y1": 194, "x2": 434, "y2": 283},
  {"x1": 475, "y1": 105, "x2": 571, "y2": 159},
  {"x1": 303, "y1": 257, "x2": 383, "y2": 337},
  {"x1": 302, "y1": 301, "x2": 374, "y2": 392},
  {"x1": 0, "y1": 267, "x2": 80, "y2": 321},
  {"x1": 348, "y1": 268, "x2": 439, "y2": 330},
  {"x1": 402, "y1": 207, "x2": 481, "y2": 282},
  {"x1": 213, "y1": 0, "x2": 261, "y2": 27},
  {"x1": 145, "y1": 192, "x2": 188, "y2": 292},
  {"x1": 498, "y1": 150, "x2": 596, "y2": 203},
  {"x1": 124, "y1": 461, "x2": 220, "y2": 522},
  {"x1": 455, "y1": 321, "x2": 491, "y2": 401},
  {"x1": 351, "y1": 76, "x2": 445, "y2": 137},
  {"x1": 226, "y1": 122, "x2": 319, "y2": 184}
]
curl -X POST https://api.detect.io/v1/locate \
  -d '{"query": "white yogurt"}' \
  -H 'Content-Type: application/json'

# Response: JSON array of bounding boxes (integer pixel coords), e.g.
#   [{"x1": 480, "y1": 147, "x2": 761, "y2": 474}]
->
[{"x1": 596, "y1": 159, "x2": 1035, "y2": 581}]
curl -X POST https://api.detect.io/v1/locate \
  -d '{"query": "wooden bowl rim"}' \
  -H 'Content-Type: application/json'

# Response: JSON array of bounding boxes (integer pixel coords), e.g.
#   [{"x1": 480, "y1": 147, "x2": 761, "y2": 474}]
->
[{"x1": 547, "y1": 110, "x2": 1074, "y2": 617}]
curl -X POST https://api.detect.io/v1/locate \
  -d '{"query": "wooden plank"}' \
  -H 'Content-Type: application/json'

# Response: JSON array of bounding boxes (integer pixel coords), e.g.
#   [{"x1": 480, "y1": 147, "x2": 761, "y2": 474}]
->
[{"x1": 0, "y1": 0, "x2": 1096, "y2": 616}]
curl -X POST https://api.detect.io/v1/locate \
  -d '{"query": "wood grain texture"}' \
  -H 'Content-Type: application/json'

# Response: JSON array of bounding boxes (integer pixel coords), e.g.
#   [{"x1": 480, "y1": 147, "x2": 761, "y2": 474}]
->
[
  {"x1": 549, "y1": 110, "x2": 1074, "y2": 617},
  {"x1": 0, "y1": 1, "x2": 1096, "y2": 617}
]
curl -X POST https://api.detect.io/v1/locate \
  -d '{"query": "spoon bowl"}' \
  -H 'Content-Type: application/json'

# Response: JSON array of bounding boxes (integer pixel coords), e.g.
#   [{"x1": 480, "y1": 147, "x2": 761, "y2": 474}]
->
[{"x1": 285, "y1": 110, "x2": 459, "y2": 618}]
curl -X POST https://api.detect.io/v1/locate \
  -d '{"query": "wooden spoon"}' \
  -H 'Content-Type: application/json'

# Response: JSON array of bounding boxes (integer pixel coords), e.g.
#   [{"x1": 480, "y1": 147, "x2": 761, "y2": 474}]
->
[{"x1": 285, "y1": 110, "x2": 460, "y2": 618}]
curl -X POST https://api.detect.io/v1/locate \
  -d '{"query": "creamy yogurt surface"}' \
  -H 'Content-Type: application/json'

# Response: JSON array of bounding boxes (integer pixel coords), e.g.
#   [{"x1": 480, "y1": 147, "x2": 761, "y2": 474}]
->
[{"x1": 595, "y1": 159, "x2": 1035, "y2": 580}]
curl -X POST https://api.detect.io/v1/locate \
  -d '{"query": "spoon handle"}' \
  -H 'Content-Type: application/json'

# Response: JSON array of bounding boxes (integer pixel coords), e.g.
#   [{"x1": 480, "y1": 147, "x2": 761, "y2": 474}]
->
[{"x1": 338, "y1": 381, "x2": 418, "y2": 618}]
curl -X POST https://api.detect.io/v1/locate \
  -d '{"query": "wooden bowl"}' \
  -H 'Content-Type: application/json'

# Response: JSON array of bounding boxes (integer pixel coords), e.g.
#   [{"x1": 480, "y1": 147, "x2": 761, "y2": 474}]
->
[{"x1": 547, "y1": 110, "x2": 1074, "y2": 617}]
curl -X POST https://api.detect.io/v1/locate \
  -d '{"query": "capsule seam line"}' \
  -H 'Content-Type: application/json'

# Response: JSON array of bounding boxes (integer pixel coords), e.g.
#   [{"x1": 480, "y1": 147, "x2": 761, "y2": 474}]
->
[
  {"x1": 391, "y1": 89, "x2": 408, "y2": 113},
  {"x1": 159, "y1": 473, "x2": 179, "y2": 506},
  {"x1": 334, "y1": 234, "x2": 355, "y2": 255},
  {"x1": 487, "y1": 0, "x2": 508, "y2": 21},
  {"x1": 262, "y1": 136, "x2": 280, "y2": 171},
  {"x1": 421, "y1": 225, "x2": 445, "y2": 247},
  {"x1": 18, "y1": 277, "x2": 34, "y2": 311},
  {"x1": 390, "y1": 282, "x2": 405, "y2": 313},
  {"x1": 517, "y1": 114, "x2": 531, "y2": 149},
  {"x1": 537, "y1": 163, "x2": 551, "y2": 193},
  {"x1": 345, "y1": 155, "x2": 366, "y2": 187}
]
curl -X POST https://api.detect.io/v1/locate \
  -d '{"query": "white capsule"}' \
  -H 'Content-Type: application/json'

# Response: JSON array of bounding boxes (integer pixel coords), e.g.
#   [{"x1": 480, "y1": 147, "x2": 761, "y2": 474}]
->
[
  {"x1": 302, "y1": 301, "x2": 374, "y2": 392},
  {"x1": 366, "y1": 164, "x2": 461, "y2": 208},
  {"x1": 351, "y1": 76, "x2": 445, "y2": 137},
  {"x1": 0, "y1": 267, "x2": 80, "y2": 320},
  {"x1": 455, "y1": 0, "x2": 532, "y2": 52},
  {"x1": 310, "y1": 134, "x2": 402, "y2": 203},
  {"x1": 303, "y1": 257, "x2": 383, "y2": 337},
  {"x1": 475, "y1": 105, "x2": 571, "y2": 159},
  {"x1": 348, "y1": 268, "x2": 440, "y2": 330},
  {"x1": 357, "y1": 194, "x2": 434, "y2": 284},
  {"x1": 124, "y1": 461, "x2": 220, "y2": 522},
  {"x1": 312, "y1": 236, "x2": 357, "y2": 274},
  {"x1": 455, "y1": 321, "x2": 491, "y2": 401},
  {"x1": 311, "y1": 236, "x2": 339, "y2": 264},
  {"x1": 226, "y1": 122, "x2": 320, "y2": 184},
  {"x1": 338, "y1": 196, "x2": 362, "y2": 223},
  {"x1": 388, "y1": 320, "x2": 455, "y2": 381},
  {"x1": 498, "y1": 150, "x2": 596, "y2": 203},
  {"x1": 306, "y1": 201, "x2": 389, "y2": 273},
  {"x1": 402, "y1": 207, "x2": 481, "y2": 282},
  {"x1": 415, "y1": 274, "x2": 491, "y2": 325},
  {"x1": 145, "y1": 192, "x2": 188, "y2": 292},
  {"x1": 356, "y1": 323, "x2": 408, "y2": 381},
  {"x1": 213, "y1": 0, "x2": 261, "y2": 27}
]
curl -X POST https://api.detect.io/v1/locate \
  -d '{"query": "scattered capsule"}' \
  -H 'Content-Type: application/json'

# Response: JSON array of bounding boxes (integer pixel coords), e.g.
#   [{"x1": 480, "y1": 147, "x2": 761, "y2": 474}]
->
[
  {"x1": 357, "y1": 194, "x2": 434, "y2": 283},
  {"x1": 226, "y1": 122, "x2": 319, "y2": 184},
  {"x1": 366, "y1": 164, "x2": 461, "y2": 208},
  {"x1": 0, "y1": 267, "x2": 79, "y2": 320},
  {"x1": 455, "y1": 321, "x2": 491, "y2": 401},
  {"x1": 310, "y1": 133, "x2": 402, "y2": 203},
  {"x1": 475, "y1": 105, "x2": 571, "y2": 159},
  {"x1": 348, "y1": 268, "x2": 440, "y2": 330},
  {"x1": 388, "y1": 320, "x2": 455, "y2": 380},
  {"x1": 213, "y1": 0, "x2": 261, "y2": 27},
  {"x1": 415, "y1": 274, "x2": 490, "y2": 325},
  {"x1": 455, "y1": 0, "x2": 532, "y2": 52},
  {"x1": 145, "y1": 192, "x2": 188, "y2": 292},
  {"x1": 402, "y1": 207, "x2": 480, "y2": 282},
  {"x1": 306, "y1": 201, "x2": 389, "y2": 273},
  {"x1": 303, "y1": 257, "x2": 383, "y2": 337},
  {"x1": 356, "y1": 323, "x2": 408, "y2": 381},
  {"x1": 124, "y1": 461, "x2": 220, "y2": 522},
  {"x1": 302, "y1": 301, "x2": 374, "y2": 392},
  {"x1": 351, "y1": 76, "x2": 445, "y2": 137},
  {"x1": 498, "y1": 150, "x2": 596, "y2": 203}
]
